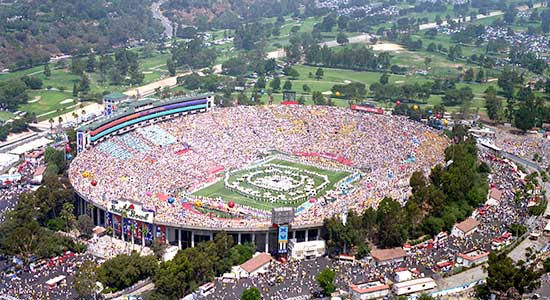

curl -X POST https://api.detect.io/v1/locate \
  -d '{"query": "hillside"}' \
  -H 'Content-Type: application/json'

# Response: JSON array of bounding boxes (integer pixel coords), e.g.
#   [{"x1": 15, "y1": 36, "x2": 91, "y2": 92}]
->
[
  {"x1": 161, "y1": 0, "x2": 303, "y2": 29},
  {"x1": 0, "y1": 0, "x2": 163, "y2": 70}
]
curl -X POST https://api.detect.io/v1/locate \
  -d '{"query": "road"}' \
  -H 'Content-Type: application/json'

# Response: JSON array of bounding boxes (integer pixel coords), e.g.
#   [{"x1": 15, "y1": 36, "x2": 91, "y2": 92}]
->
[{"x1": 151, "y1": 0, "x2": 173, "y2": 38}]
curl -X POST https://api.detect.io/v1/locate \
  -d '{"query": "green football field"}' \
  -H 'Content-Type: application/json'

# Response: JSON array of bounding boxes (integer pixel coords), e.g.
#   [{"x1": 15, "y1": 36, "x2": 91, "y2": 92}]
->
[{"x1": 192, "y1": 158, "x2": 351, "y2": 210}]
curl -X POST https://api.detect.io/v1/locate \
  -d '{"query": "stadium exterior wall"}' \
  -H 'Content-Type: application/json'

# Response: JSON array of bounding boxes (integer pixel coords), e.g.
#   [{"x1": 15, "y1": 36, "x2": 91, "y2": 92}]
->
[{"x1": 74, "y1": 190, "x2": 323, "y2": 254}]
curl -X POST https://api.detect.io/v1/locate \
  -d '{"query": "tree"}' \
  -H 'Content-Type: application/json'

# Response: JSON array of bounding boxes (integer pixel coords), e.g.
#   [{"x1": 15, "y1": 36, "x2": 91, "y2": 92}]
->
[
  {"x1": 542, "y1": 9, "x2": 550, "y2": 33},
  {"x1": 86, "y1": 52, "x2": 96, "y2": 73},
  {"x1": 270, "y1": 77, "x2": 281, "y2": 91},
  {"x1": 283, "y1": 80, "x2": 292, "y2": 91},
  {"x1": 241, "y1": 287, "x2": 261, "y2": 300},
  {"x1": 284, "y1": 67, "x2": 300, "y2": 79},
  {"x1": 129, "y1": 64, "x2": 144, "y2": 85},
  {"x1": 255, "y1": 76, "x2": 266, "y2": 89},
  {"x1": 77, "y1": 215, "x2": 94, "y2": 238},
  {"x1": 476, "y1": 68, "x2": 485, "y2": 83},
  {"x1": 167, "y1": 58, "x2": 176, "y2": 76},
  {"x1": 312, "y1": 91, "x2": 326, "y2": 105},
  {"x1": 151, "y1": 238, "x2": 167, "y2": 260},
  {"x1": 379, "y1": 73, "x2": 389, "y2": 85},
  {"x1": 109, "y1": 67, "x2": 123, "y2": 85},
  {"x1": 504, "y1": 6, "x2": 517, "y2": 24},
  {"x1": 498, "y1": 68, "x2": 521, "y2": 100},
  {"x1": 79, "y1": 75, "x2": 91, "y2": 94},
  {"x1": 355, "y1": 243, "x2": 370, "y2": 259},
  {"x1": 60, "y1": 202, "x2": 76, "y2": 232},
  {"x1": 74, "y1": 259, "x2": 98, "y2": 300},
  {"x1": 424, "y1": 57, "x2": 432, "y2": 69},
  {"x1": 463, "y1": 68, "x2": 475, "y2": 82},
  {"x1": 484, "y1": 86, "x2": 502, "y2": 121},
  {"x1": 514, "y1": 98, "x2": 536, "y2": 131},
  {"x1": 315, "y1": 68, "x2": 324, "y2": 80},
  {"x1": 98, "y1": 252, "x2": 158, "y2": 292},
  {"x1": 485, "y1": 253, "x2": 541, "y2": 297},
  {"x1": 317, "y1": 268, "x2": 336, "y2": 295},
  {"x1": 44, "y1": 63, "x2": 51, "y2": 77},
  {"x1": 302, "y1": 84, "x2": 311, "y2": 94},
  {"x1": 336, "y1": 32, "x2": 349, "y2": 45}
]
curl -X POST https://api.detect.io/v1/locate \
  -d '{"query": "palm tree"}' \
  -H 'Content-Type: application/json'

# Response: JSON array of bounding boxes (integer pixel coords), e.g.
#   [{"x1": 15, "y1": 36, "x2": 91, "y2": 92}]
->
[
  {"x1": 130, "y1": 221, "x2": 136, "y2": 249},
  {"x1": 48, "y1": 118, "x2": 54, "y2": 130},
  {"x1": 58, "y1": 116, "x2": 63, "y2": 126},
  {"x1": 142, "y1": 225, "x2": 149, "y2": 248},
  {"x1": 72, "y1": 111, "x2": 78, "y2": 121},
  {"x1": 121, "y1": 210, "x2": 127, "y2": 243}
]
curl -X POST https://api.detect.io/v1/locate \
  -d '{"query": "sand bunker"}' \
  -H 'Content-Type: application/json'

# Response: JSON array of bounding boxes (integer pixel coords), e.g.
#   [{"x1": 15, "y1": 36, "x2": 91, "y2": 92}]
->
[
  {"x1": 28, "y1": 96, "x2": 41, "y2": 103},
  {"x1": 372, "y1": 42, "x2": 405, "y2": 52}
]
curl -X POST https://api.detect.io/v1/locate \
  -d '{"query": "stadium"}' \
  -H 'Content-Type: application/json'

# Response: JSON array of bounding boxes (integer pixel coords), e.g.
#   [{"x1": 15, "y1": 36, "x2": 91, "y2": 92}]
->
[{"x1": 69, "y1": 94, "x2": 449, "y2": 253}]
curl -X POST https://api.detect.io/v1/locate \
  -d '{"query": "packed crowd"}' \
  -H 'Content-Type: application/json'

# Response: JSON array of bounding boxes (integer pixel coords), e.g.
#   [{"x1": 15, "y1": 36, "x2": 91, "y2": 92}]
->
[
  {"x1": 438, "y1": 17, "x2": 550, "y2": 62},
  {"x1": 0, "y1": 252, "x2": 98, "y2": 300},
  {"x1": 315, "y1": 0, "x2": 400, "y2": 18},
  {"x1": 70, "y1": 106, "x2": 449, "y2": 229},
  {"x1": 210, "y1": 149, "x2": 535, "y2": 300},
  {"x1": 0, "y1": 159, "x2": 42, "y2": 223},
  {"x1": 492, "y1": 128, "x2": 550, "y2": 169}
]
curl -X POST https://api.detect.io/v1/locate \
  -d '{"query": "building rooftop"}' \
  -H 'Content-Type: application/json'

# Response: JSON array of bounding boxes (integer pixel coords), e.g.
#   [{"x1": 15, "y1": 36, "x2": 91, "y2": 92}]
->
[
  {"x1": 392, "y1": 277, "x2": 436, "y2": 289},
  {"x1": 455, "y1": 218, "x2": 480, "y2": 233},
  {"x1": 457, "y1": 250, "x2": 489, "y2": 261},
  {"x1": 371, "y1": 247, "x2": 407, "y2": 262},
  {"x1": 103, "y1": 92, "x2": 128, "y2": 100},
  {"x1": 350, "y1": 281, "x2": 389, "y2": 294},
  {"x1": 240, "y1": 253, "x2": 272, "y2": 273},
  {"x1": 78, "y1": 94, "x2": 213, "y2": 131},
  {"x1": 490, "y1": 188, "x2": 503, "y2": 201}
]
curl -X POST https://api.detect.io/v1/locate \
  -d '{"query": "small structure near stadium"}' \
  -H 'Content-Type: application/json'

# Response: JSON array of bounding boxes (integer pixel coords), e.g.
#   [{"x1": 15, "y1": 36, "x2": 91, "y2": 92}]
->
[{"x1": 349, "y1": 281, "x2": 390, "y2": 300}]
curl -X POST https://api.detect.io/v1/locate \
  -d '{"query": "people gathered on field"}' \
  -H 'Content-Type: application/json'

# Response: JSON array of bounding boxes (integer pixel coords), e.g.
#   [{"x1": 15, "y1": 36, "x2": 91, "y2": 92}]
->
[{"x1": 69, "y1": 105, "x2": 450, "y2": 228}]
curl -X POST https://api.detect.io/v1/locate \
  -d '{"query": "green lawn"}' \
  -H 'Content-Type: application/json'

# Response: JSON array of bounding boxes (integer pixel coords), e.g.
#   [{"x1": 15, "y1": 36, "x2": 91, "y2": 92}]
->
[
  {"x1": 0, "y1": 111, "x2": 14, "y2": 122},
  {"x1": 0, "y1": 66, "x2": 43, "y2": 83},
  {"x1": 193, "y1": 157, "x2": 350, "y2": 210},
  {"x1": 20, "y1": 90, "x2": 76, "y2": 117}
]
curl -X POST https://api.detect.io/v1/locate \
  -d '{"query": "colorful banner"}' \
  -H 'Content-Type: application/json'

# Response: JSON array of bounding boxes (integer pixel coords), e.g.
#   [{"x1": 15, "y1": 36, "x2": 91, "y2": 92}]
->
[
  {"x1": 108, "y1": 200, "x2": 154, "y2": 223},
  {"x1": 351, "y1": 104, "x2": 384, "y2": 115},
  {"x1": 147, "y1": 223, "x2": 153, "y2": 241},
  {"x1": 77, "y1": 131, "x2": 85, "y2": 153},
  {"x1": 278, "y1": 225, "x2": 289, "y2": 243}
]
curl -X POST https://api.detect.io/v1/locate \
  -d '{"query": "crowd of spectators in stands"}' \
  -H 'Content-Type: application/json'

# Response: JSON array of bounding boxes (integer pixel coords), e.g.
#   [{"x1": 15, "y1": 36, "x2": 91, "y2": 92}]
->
[{"x1": 69, "y1": 106, "x2": 449, "y2": 229}]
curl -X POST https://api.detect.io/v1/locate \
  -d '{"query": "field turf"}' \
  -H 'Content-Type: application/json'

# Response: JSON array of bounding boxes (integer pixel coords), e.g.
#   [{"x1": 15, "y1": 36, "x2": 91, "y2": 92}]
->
[{"x1": 192, "y1": 158, "x2": 351, "y2": 210}]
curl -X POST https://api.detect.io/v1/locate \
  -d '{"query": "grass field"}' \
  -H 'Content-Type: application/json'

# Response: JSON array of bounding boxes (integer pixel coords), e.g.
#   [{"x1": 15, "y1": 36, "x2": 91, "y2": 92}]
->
[
  {"x1": 21, "y1": 90, "x2": 77, "y2": 118},
  {"x1": 193, "y1": 157, "x2": 350, "y2": 210},
  {"x1": 0, "y1": 111, "x2": 14, "y2": 122}
]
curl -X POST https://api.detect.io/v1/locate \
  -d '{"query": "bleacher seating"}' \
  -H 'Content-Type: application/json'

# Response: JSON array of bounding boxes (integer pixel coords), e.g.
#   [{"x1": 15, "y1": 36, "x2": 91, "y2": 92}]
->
[
  {"x1": 136, "y1": 125, "x2": 177, "y2": 147},
  {"x1": 97, "y1": 141, "x2": 133, "y2": 160},
  {"x1": 116, "y1": 133, "x2": 151, "y2": 153}
]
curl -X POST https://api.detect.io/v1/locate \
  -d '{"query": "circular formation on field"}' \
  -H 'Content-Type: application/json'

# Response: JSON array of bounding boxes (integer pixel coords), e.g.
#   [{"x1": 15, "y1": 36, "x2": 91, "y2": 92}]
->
[
  {"x1": 224, "y1": 162, "x2": 331, "y2": 204},
  {"x1": 69, "y1": 105, "x2": 449, "y2": 229}
]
